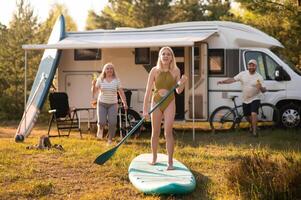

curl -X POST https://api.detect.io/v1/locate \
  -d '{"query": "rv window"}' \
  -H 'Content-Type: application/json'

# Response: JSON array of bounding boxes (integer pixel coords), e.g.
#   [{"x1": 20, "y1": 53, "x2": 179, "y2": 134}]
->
[
  {"x1": 265, "y1": 55, "x2": 278, "y2": 80},
  {"x1": 245, "y1": 51, "x2": 281, "y2": 80},
  {"x1": 245, "y1": 51, "x2": 267, "y2": 79},
  {"x1": 74, "y1": 49, "x2": 101, "y2": 61},
  {"x1": 142, "y1": 50, "x2": 157, "y2": 72},
  {"x1": 209, "y1": 49, "x2": 224, "y2": 74},
  {"x1": 194, "y1": 47, "x2": 200, "y2": 74},
  {"x1": 135, "y1": 48, "x2": 150, "y2": 64},
  {"x1": 172, "y1": 47, "x2": 184, "y2": 57},
  {"x1": 150, "y1": 51, "x2": 158, "y2": 67}
]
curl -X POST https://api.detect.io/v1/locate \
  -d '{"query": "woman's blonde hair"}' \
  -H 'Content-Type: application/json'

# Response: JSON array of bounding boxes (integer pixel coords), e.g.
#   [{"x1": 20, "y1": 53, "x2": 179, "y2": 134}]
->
[
  {"x1": 100, "y1": 62, "x2": 117, "y2": 81},
  {"x1": 156, "y1": 46, "x2": 177, "y2": 70}
]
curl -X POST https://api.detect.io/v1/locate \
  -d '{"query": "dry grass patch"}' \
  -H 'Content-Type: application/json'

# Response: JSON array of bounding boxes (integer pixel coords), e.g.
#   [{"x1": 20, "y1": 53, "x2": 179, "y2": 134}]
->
[{"x1": 226, "y1": 151, "x2": 301, "y2": 200}]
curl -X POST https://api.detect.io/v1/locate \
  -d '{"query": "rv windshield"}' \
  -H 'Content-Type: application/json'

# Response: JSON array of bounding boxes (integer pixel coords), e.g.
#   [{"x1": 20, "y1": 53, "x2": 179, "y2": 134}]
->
[{"x1": 272, "y1": 50, "x2": 301, "y2": 76}]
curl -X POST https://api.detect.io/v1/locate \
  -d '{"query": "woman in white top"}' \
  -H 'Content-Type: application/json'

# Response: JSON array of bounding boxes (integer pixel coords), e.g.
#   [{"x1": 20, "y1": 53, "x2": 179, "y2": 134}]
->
[{"x1": 92, "y1": 63, "x2": 128, "y2": 144}]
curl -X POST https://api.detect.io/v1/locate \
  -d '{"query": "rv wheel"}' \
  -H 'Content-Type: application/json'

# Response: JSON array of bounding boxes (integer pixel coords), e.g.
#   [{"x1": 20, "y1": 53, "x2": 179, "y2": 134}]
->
[{"x1": 280, "y1": 104, "x2": 301, "y2": 128}]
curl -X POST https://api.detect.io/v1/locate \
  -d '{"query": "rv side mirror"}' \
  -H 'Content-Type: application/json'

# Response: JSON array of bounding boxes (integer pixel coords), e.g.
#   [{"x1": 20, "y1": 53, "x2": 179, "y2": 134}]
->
[{"x1": 274, "y1": 66, "x2": 291, "y2": 81}]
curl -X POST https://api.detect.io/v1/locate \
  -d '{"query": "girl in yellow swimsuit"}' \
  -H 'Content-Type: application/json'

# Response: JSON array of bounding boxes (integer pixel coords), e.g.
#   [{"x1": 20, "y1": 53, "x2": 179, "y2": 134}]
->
[
  {"x1": 153, "y1": 70, "x2": 176, "y2": 112},
  {"x1": 143, "y1": 47, "x2": 187, "y2": 170}
]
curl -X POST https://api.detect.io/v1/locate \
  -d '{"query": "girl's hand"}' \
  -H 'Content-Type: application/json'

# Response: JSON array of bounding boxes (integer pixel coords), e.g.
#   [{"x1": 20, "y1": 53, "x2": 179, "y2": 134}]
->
[
  {"x1": 123, "y1": 103, "x2": 128, "y2": 110},
  {"x1": 178, "y1": 75, "x2": 188, "y2": 86},
  {"x1": 92, "y1": 79, "x2": 96, "y2": 86},
  {"x1": 143, "y1": 110, "x2": 150, "y2": 120}
]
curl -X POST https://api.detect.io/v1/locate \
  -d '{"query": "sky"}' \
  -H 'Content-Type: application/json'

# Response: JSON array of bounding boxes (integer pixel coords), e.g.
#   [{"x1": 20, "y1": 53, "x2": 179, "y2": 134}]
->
[{"x1": 0, "y1": 0, "x2": 108, "y2": 31}]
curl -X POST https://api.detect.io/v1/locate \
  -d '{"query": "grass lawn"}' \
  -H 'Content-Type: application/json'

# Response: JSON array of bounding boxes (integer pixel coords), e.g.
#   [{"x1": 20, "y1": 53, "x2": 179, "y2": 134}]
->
[{"x1": 0, "y1": 123, "x2": 300, "y2": 200}]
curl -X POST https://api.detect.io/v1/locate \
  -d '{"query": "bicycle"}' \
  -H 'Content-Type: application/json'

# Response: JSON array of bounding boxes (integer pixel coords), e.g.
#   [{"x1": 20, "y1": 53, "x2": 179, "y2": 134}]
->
[
  {"x1": 209, "y1": 96, "x2": 280, "y2": 132},
  {"x1": 117, "y1": 90, "x2": 141, "y2": 138}
]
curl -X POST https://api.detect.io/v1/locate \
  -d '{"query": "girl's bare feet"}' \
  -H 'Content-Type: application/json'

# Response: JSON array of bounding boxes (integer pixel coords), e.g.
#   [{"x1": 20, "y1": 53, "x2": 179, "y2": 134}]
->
[
  {"x1": 149, "y1": 154, "x2": 157, "y2": 166},
  {"x1": 149, "y1": 161, "x2": 156, "y2": 165},
  {"x1": 167, "y1": 165, "x2": 174, "y2": 170},
  {"x1": 107, "y1": 140, "x2": 112, "y2": 146}
]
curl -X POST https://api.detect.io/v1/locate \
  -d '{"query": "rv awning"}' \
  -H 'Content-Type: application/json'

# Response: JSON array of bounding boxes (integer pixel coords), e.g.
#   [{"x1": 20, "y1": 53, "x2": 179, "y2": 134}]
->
[{"x1": 22, "y1": 30, "x2": 217, "y2": 50}]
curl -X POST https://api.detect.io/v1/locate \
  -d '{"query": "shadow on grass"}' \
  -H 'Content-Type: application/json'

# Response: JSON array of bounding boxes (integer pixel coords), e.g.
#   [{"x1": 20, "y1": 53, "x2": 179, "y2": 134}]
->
[
  {"x1": 175, "y1": 128, "x2": 301, "y2": 152},
  {"x1": 125, "y1": 127, "x2": 301, "y2": 153}
]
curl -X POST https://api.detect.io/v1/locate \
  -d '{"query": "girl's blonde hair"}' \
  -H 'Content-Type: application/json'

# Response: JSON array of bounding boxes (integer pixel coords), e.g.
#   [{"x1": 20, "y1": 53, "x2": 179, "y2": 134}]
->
[
  {"x1": 99, "y1": 62, "x2": 117, "y2": 81},
  {"x1": 156, "y1": 46, "x2": 177, "y2": 70}
]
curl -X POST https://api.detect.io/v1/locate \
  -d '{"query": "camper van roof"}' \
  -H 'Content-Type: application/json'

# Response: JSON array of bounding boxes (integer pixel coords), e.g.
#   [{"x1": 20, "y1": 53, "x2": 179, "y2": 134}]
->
[{"x1": 23, "y1": 21, "x2": 283, "y2": 50}]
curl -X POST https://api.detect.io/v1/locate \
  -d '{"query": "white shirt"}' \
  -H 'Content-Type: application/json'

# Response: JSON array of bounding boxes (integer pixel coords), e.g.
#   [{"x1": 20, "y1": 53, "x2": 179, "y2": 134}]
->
[
  {"x1": 96, "y1": 78, "x2": 120, "y2": 104},
  {"x1": 234, "y1": 71, "x2": 265, "y2": 104}
]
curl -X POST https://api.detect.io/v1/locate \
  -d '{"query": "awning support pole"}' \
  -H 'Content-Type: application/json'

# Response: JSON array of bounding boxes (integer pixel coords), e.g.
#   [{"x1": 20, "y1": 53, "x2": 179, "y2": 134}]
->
[
  {"x1": 192, "y1": 46, "x2": 195, "y2": 142},
  {"x1": 24, "y1": 50, "x2": 27, "y2": 131}
]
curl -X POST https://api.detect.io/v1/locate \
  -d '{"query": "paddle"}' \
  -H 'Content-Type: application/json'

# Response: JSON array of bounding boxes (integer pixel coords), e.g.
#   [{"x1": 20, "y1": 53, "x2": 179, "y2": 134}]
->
[{"x1": 94, "y1": 83, "x2": 180, "y2": 165}]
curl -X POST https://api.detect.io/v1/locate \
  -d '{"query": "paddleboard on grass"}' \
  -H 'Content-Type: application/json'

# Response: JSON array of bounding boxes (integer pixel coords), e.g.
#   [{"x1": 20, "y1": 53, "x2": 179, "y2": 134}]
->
[
  {"x1": 15, "y1": 15, "x2": 65, "y2": 142},
  {"x1": 128, "y1": 153, "x2": 196, "y2": 194}
]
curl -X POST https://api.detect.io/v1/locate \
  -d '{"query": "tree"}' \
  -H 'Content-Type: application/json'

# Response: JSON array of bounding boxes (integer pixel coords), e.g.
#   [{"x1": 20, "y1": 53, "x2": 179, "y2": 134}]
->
[
  {"x1": 86, "y1": 0, "x2": 172, "y2": 29},
  {"x1": 86, "y1": 8, "x2": 122, "y2": 30},
  {"x1": 86, "y1": 0, "x2": 232, "y2": 30},
  {"x1": 39, "y1": 3, "x2": 77, "y2": 44},
  {"x1": 231, "y1": 0, "x2": 301, "y2": 69},
  {"x1": 0, "y1": 24, "x2": 9, "y2": 119},
  {"x1": 0, "y1": 2, "x2": 79, "y2": 121},
  {"x1": 0, "y1": 0, "x2": 40, "y2": 120},
  {"x1": 171, "y1": 0, "x2": 232, "y2": 22}
]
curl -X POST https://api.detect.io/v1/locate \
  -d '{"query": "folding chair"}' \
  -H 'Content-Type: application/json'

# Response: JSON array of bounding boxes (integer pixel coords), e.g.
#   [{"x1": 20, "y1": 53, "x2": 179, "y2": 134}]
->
[{"x1": 47, "y1": 92, "x2": 82, "y2": 138}]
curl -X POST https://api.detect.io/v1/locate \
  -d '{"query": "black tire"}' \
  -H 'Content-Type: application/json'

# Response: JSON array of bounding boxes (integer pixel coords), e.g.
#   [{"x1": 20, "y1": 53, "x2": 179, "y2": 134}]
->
[
  {"x1": 209, "y1": 106, "x2": 236, "y2": 132},
  {"x1": 257, "y1": 103, "x2": 280, "y2": 128},
  {"x1": 279, "y1": 103, "x2": 301, "y2": 128}
]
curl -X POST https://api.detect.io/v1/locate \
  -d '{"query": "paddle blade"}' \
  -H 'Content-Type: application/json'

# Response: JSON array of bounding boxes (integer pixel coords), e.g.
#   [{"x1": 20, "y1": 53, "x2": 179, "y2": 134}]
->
[{"x1": 94, "y1": 146, "x2": 118, "y2": 165}]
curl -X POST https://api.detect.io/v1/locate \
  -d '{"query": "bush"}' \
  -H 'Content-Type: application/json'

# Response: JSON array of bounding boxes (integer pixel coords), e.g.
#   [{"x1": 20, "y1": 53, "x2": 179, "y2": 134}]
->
[{"x1": 226, "y1": 151, "x2": 301, "y2": 200}]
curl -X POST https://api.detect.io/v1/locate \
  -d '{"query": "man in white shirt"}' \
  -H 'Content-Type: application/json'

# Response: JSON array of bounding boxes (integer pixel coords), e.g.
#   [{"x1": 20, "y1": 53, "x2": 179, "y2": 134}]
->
[{"x1": 217, "y1": 59, "x2": 267, "y2": 136}]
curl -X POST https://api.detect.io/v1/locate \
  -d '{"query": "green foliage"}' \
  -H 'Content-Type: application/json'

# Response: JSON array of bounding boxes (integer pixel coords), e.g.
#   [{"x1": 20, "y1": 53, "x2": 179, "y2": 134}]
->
[
  {"x1": 227, "y1": 151, "x2": 301, "y2": 200},
  {"x1": 86, "y1": 0, "x2": 173, "y2": 29},
  {"x1": 0, "y1": 0, "x2": 41, "y2": 120},
  {"x1": 171, "y1": 0, "x2": 232, "y2": 22},
  {"x1": 39, "y1": 3, "x2": 77, "y2": 43},
  {"x1": 0, "y1": 1, "x2": 77, "y2": 121},
  {"x1": 86, "y1": 0, "x2": 231, "y2": 29},
  {"x1": 230, "y1": 0, "x2": 301, "y2": 69}
]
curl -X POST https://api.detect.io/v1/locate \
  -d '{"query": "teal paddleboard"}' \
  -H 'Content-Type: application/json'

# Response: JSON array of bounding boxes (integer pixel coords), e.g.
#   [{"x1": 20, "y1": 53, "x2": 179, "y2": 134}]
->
[
  {"x1": 15, "y1": 15, "x2": 65, "y2": 141},
  {"x1": 128, "y1": 153, "x2": 196, "y2": 194}
]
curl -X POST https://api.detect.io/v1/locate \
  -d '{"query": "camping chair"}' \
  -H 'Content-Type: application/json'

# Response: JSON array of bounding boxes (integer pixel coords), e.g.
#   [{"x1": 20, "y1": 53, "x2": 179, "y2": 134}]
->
[{"x1": 47, "y1": 92, "x2": 82, "y2": 138}]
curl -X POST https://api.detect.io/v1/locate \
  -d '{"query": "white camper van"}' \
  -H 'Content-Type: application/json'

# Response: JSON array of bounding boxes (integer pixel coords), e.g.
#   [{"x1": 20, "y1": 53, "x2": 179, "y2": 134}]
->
[{"x1": 23, "y1": 16, "x2": 301, "y2": 129}]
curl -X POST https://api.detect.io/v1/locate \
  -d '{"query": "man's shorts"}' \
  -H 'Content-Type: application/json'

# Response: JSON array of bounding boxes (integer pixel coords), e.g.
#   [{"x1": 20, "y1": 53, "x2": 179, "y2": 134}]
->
[{"x1": 242, "y1": 99, "x2": 260, "y2": 116}]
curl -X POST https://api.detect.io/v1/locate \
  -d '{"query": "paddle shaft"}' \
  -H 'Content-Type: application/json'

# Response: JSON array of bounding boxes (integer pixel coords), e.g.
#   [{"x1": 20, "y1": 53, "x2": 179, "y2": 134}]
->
[{"x1": 115, "y1": 83, "x2": 179, "y2": 148}]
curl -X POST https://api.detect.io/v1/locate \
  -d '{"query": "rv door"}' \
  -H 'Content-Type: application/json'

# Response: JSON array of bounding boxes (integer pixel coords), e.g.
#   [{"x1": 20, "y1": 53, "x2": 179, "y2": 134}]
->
[
  {"x1": 65, "y1": 73, "x2": 96, "y2": 121},
  {"x1": 187, "y1": 43, "x2": 208, "y2": 120}
]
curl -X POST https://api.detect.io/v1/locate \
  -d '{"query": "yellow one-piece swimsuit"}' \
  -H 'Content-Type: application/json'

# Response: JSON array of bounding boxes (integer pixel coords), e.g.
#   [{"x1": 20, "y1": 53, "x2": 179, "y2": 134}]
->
[{"x1": 153, "y1": 71, "x2": 176, "y2": 112}]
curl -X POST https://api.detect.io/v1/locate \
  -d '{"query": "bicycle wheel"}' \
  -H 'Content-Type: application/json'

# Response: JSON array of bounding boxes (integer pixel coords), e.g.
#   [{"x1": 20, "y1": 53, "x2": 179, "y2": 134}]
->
[
  {"x1": 119, "y1": 108, "x2": 142, "y2": 137},
  {"x1": 257, "y1": 103, "x2": 280, "y2": 128},
  {"x1": 209, "y1": 106, "x2": 236, "y2": 131}
]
